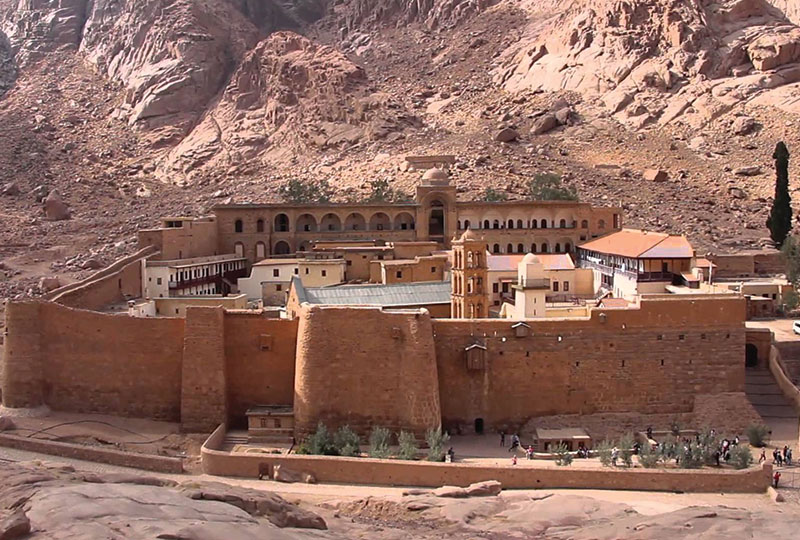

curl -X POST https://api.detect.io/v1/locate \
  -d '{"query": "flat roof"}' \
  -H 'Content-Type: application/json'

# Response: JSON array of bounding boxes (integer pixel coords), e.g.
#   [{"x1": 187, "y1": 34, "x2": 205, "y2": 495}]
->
[
  {"x1": 293, "y1": 277, "x2": 451, "y2": 307},
  {"x1": 148, "y1": 253, "x2": 246, "y2": 268},
  {"x1": 534, "y1": 428, "x2": 591, "y2": 440},
  {"x1": 488, "y1": 253, "x2": 575, "y2": 272},
  {"x1": 579, "y1": 229, "x2": 693, "y2": 259}
]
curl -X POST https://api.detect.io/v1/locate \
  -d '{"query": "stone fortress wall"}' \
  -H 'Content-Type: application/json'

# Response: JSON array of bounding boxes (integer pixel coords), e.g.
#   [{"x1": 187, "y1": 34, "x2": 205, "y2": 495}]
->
[{"x1": 1, "y1": 294, "x2": 751, "y2": 437}]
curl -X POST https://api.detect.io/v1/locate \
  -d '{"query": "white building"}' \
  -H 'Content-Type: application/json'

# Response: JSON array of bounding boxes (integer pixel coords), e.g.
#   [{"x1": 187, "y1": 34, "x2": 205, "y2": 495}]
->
[
  {"x1": 143, "y1": 254, "x2": 248, "y2": 298},
  {"x1": 237, "y1": 257, "x2": 346, "y2": 305}
]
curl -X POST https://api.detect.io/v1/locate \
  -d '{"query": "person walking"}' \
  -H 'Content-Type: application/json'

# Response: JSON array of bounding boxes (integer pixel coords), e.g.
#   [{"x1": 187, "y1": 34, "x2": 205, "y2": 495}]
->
[
  {"x1": 500, "y1": 431, "x2": 505, "y2": 447},
  {"x1": 511, "y1": 455, "x2": 518, "y2": 466},
  {"x1": 774, "y1": 470, "x2": 781, "y2": 488},
  {"x1": 611, "y1": 446, "x2": 619, "y2": 467},
  {"x1": 759, "y1": 449, "x2": 766, "y2": 464},
  {"x1": 509, "y1": 434, "x2": 520, "y2": 453}
]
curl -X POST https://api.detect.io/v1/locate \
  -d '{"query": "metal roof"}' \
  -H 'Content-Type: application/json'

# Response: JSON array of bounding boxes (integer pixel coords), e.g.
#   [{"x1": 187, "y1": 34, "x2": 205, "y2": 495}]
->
[{"x1": 293, "y1": 278, "x2": 451, "y2": 307}]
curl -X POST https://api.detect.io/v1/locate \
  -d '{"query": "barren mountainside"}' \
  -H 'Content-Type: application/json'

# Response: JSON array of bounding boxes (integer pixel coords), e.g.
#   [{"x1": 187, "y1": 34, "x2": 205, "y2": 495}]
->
[{"x1": 3, "y1": 0, "x2": 800, "y2": 300}]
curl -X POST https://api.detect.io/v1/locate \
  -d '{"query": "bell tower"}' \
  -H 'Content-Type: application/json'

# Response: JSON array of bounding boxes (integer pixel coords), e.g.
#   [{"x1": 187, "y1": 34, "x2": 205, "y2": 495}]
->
[{"x1": 451, "y1": 229, "x2": 488, "y2": 319}]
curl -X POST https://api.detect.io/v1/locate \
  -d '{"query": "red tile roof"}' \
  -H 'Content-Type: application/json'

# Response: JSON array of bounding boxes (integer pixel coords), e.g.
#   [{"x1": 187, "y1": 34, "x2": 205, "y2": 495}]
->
[{"x1": 579, "y1": 229, "x2": 693, "y2": 259}]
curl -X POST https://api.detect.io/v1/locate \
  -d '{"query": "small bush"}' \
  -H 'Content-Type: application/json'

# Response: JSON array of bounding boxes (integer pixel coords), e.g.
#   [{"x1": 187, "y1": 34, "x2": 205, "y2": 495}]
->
[
  {"x1": 397, "y1": 431, "x2": 419, "y2": 460},
  {"x1": 730, "y1": 444, "x2": 754, "y2": 470},
  {"x1": 553, "y1": 443, "x2": 573, "y2": 466},
  {"x1": 638, "y1": 442, "x2": 661, "y2": 468},
  {"x1": 426, "y1": 427, "x2": 451, "y2": 462},
  {"x1": 527, "y1": 173, "x2": 578, "y2": 201},
  {"x1": 278, "y1": 177, "x2": 335, "y2": 203},
  {"x1": 679, "y1": 441, "x2": 705, "y2": 469},
  {"x1": 305, "y1": 422, "x2": 337, "y2": 455},
  {"x1": 368, "y1": 426, "x2": 392, "y2": 458},
  {"x1": 334, "y1": 425, "x2": 360, "y2": 457},
  {"x1": 746, "y1": 424, "x2": 770, "y2": 447},
  {"x1": 596, "y1": 440, "x2": 614, "y2": 467},
  {"x1": 618, "y1": 433, "x2": 635, "y2": 468}
]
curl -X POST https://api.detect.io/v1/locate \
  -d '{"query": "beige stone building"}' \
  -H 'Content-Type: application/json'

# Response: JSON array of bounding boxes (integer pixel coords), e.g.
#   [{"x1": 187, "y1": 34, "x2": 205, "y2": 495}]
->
[{"x1": 237, "y1": 257, "x2": 346, "y2": 305}]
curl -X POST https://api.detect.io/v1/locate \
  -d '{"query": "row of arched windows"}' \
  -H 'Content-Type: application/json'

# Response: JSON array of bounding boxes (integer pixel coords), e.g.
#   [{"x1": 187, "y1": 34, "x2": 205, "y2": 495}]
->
[
  {"x1": 234, "y1": 212, "x2": 416, "y2": 234},
  {"x1": 491, "y1": 242, "x2": 572, "y2": 254},
  {"x1": 458, "y1": 218, "x2": 603, "y2": 230}
]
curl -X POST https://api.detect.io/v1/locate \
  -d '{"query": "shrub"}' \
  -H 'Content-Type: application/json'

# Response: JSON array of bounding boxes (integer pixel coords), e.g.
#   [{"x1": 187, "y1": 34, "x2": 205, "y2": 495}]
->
[
  {"x1": 679, "y1": 440, "x2": 705, "y2": 469},
  {"x1": 334, "y1": 425, "x2": 360, "y2": 457},
  {"x1": 278, "y1": 178, "x2": 335, "y2": 203},
  {"x1": 483, "y1": 187, "x2": 508, "y2": 202},
  {"x1": 368, "y1": 426, "x2": 391, "y2": 458},
  {"x1": 553, "y1": 443, "x2": 573, "y2": 466},
  {"x1": 426, "y1": 427, "x2": 451, "y2": 462},
  {"x1": 305, "y1": 422, "x2": 337, "y2": 455},
  {"x1": 618, "y1": 433, "x2": 635, "y2": 468},
  {"x1": 527, "y1": 173, "x2": 578, "y2": 201},
  {"x1": 638, "y1": 441, "x2": 661, "y2": 468},
  {"x1": 698, "y1": 429, "x2": 720, "y2": 466},
  {"x1": 730, "y1": 444, "x2": 754, "y2": 470},
  {"x1": 746, "y1": 424, "x2": 770, "y2": 447},
  {"x1": 397, "y1": 431, "x2": 419, "y2": 460},
  {"x1": 596, "y1": 440, "x2": 614, "y2": 467}
]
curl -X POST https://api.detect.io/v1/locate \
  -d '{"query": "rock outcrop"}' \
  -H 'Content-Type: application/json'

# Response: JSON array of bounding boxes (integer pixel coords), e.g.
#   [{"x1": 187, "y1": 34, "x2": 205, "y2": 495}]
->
[
  {"x1": 343, "y1": 0, "x2": 495, "y2": 30},
  {"x1": 0, "y1": 27, "x2": 14, "y2": 98},
  {"x1": 498, "y1": 0, "x2": 800, "y2": 129}
]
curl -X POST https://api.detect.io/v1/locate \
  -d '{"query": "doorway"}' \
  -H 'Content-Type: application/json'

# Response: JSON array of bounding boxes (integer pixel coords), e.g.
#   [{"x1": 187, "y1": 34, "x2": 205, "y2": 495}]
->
[
  {"x1": 745, "y1": 343, "x2": 759, "y2": 368},
  {"x1": 474, "y1": 418, "x2": 484, "y2": 435},
  {"x1": 429, "y1": 200, "x2": 445, "y2": 237}
]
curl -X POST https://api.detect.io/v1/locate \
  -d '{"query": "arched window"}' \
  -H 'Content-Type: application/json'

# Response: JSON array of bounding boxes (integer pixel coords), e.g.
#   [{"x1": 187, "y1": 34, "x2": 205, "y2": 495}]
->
[
  {"x1": 493, "y1": 220, "x2": 500, "y2": 229},
  {"x1": 234, "y1": 219, "x2": 243, "y2": 233},
  {"x1": 532, "y1": 220, "x2": 538, "y2": 229},
  {"x1": 234, "y1": 242, "x2": 244, "y2": 257},
  {"x1": 255, "y1": 242, "x2": 266, "y2": 259},
  {"x1": 483, "y1": 219, "x2": 490, "y2": 229},
  {"x1": 493, "y1": 243, "x2": 500, "y2": 254},
  {"x1": 321, "y1": 213, "x2": 342, "y2": 231},
  {"x1": 541, "y1": 243, "x2": 549, "y2": 253},
  {"x1": 457, "y1": 220, "x2": 462, "y2": 230},
  {"x1": 517, "y1": 243, "x2": 524, "y2": 253},
  {"x1": 297, "y1": 214, "x2": 317, "y2": 232},
  {"x1": 274, "y1": 241, "x2": 291, "y2": 255},
  {"x1": 531, "y1": 244, "x2": 537, "y2": 253},
  {"x1": 507, "y1": 243, "x2": 513, "y2": 254},
  {"x1": 598, "y1": 219, "x2": 606, "y2": 229},
  {"x1": 555, "y1": 243, "x2": 561, "y2": 253},
  {"x1": 540, "y1": 219, "x2": 548, "y2": 229},
  {"x1": 345, "y1": 213, "x2": 366, "y2": 231},
  {"x1": 369, "y1": 212, "x2": 391, "y2": 231},
  {"x1": 581, "y1": 219, "x2": 588, "y2": 228},
  {"x1": 517, "y1": 219, "x2": 524, "y2": 229},
  {"x1": 507, "y1": 219, "x2": 514, "y2": 229},
  {"x1": 565, "y1": 242, "x2": 572, "y2": 252},
  {"x1": 274, "y1": 214, "x2": 289, "y2": 232},
  {"x1": 559, "y1": 219, "x2": 566, "y2": 228},
  {"x1": 256, "y1": 219, "x2": 264, "y2": 233},
  {"x1": 464, "y1": 219, "x2": 471, "y2": 229},
  {"x1": 394, "y1": 212, "x2": 415, "y2": 230}
]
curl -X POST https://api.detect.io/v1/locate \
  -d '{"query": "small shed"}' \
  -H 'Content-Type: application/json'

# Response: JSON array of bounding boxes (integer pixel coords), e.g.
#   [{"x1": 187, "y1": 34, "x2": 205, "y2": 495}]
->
[{"x1": 533, "y1": 427, "x2": 592, "y2": 452}]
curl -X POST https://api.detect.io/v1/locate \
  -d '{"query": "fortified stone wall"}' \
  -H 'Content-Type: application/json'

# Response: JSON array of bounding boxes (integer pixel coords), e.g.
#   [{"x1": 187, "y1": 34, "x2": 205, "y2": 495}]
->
[
  {"x1": 294, "y1": 305, "x2": 442, "y2": 436},
  {"x1": 224, "y1": 312, "x2": 298, "y2": 425},
  {"x1": 433, "y1": 296, "x2": 746, "y2": 432},
  {"x1": 2, "y1": 301, "x2": 185, "y2": 419},
  {"x1": 45, "y1": 246, "x2": 157, "y2": 311}
]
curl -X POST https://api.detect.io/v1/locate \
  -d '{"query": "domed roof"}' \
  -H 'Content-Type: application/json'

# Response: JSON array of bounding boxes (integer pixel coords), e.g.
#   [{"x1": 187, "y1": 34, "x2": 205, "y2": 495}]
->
[
  {"x1": 522, "y1": 253, "x2": 540, "y2": 264},
  {"x1": 422, "y1": 167, "x2": 449, "y2": 181}
]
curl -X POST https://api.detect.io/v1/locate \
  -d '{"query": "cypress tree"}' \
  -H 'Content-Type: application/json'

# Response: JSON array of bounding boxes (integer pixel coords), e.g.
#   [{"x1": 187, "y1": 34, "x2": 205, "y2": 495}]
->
[{"x1": 767, "y1": 141, "x2": 792, "y2": 247}]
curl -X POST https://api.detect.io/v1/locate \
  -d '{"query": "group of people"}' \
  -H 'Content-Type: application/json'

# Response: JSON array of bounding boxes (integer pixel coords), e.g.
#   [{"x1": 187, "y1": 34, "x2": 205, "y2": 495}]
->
[{"x1": 760, "y1": 445, "x2": 793, "y2": 466}]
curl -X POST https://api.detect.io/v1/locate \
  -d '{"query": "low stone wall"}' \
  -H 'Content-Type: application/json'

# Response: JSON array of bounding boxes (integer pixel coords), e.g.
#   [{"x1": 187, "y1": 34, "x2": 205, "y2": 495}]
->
[
  {"x1": 769, "y1": 345, "x2": 800, "y2": 414},
  {"x1": 0, "y1": 432, "x2": 183, "y2": 474},
  {"x1": 201, "y1": 426, "x2": 770, "y2": 492}
]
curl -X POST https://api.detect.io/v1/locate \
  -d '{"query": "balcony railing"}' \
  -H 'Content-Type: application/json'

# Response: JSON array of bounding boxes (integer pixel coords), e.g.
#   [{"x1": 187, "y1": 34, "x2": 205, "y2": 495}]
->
[
  {"x1": 516, "y1": 278, "x2": 551, "y2": 290},
  {"x1": 170, "y1": 268, "x2": 248, "y2": 290}
]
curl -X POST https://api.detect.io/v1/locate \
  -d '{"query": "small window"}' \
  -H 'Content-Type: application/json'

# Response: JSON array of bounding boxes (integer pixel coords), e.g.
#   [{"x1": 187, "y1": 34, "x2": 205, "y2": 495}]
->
[
  {"x1": 175, "y1": 308, "x2": 179, "y2": 314},
  {"x1": 553, "y1": 281, "x2": 559, "y2": 292},
  {"x1": 431, "y1": 266, "x2": 436, "y2": 273},
  {"x1": 273, "y1": 269, "x2": 280, "y2": 277},
  {"x1": 621, "y1": 359, "x2": 625, "y2": 367},
  {"x1": 563, "y1": 281, "x2": 569, "y2": 292},
  {"x1": 396, "y1": 271, "x2": 402, "y2": 278},
  {"x1": 235, "y1": 219, "x2": 243, "y2": 233},
  {"x1": 276, "y1": 284, "x2": 282, "y2": 291},
  {"x1": 575, "y1": 361, "x2": 580, "y2": 367},
  {"x1": 347, "y1": 260, "x2": 352, "y2": 266},
  {"x1": 493, "y1": 283, "x2": 499, "y2": 293},
  {"x1": 156, "y1": 277, "x2": 162, "y2": 285},
  {"x1": 679, "y1": 334, "x2": 685, "y2": 341},
  {"x1": 660, "y1": 359, "x2": 665, "y2": 366},
  {"x1": 321, "y1": 270, "x2": 327, "y2": 277},
  {"x1": 701, "y1": 333, "x2": 706, "y2": 339},
  {"x1": 657, "y1": 335, "x2": 663, "y2": 340},
  {"x1": 305, "y1": 268, "x2": 309, "y2": 275},
  {"x1": 294, "y1": 268, "x2": 299, "y2": 274}
]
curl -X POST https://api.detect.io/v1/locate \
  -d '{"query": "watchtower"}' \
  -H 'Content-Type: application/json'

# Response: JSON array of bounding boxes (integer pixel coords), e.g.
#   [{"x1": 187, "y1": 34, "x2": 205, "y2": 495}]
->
[{"x1": 451, "y1": 229, "x2": 488, "y2": 318}]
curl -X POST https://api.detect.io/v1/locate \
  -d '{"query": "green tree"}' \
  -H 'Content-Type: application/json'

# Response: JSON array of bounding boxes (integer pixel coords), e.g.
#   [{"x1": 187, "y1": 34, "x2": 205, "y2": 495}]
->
[
  {"x1": 483, "y1": 187, "x2": 508, "y2": 202},
  {"x1": 368, "y1": 426, "x2": 391, "y2": 458},
  {"x1": 426, "y1": 427, "x2": 450, "y2": 462},
  {"x1": 553, "y1": 443, "x2": 574, "y2": 466},
  {"x1": 527, "y1": 173, "x2": 578, "y2": 201},
  {"x1": 767, "y1": 141, "x2": 792, "y2": 247},
  {"x1": 278, "y1": 178, "x2": 336, "y2": 203},
  {"x1": 637, "y1": 441, "x2": 661, "y2": 468},
  {"x1": 730, "y1": 445, "x2": 754, "y2": 470},
  {"x1": 304, "y1": 422, "x2": 337, "y2": 455},
  {"x1": 596, "y1": 440, "x2": 614, "y2": 467},
  {"x1": 367, "y1": 178, "x2": 396, "y2": 203},
  {"x1": 618, "y1": 433, "x2": 635, "y2": 468},
  {"x1": 745, "y1": 424, "x2": 770, "y2": 447},
  {"x1": 397, "y1": 431, "x2": 419, "y2": 460}
]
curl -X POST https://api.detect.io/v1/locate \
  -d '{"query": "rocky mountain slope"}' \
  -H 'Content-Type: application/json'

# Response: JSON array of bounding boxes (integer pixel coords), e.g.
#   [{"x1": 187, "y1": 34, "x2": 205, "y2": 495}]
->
[{"x1": 3, "y1": 0, "x2": 800, "y2": 300}]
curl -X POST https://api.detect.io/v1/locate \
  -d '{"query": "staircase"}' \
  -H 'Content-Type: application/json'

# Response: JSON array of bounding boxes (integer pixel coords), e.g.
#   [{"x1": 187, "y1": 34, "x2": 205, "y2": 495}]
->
[
  {"x1": 222, "y1": 430, "x2": 249, "y2": 447},
  {"x1": 745, "y1": 369, "x2": 797, "y2": 419}
]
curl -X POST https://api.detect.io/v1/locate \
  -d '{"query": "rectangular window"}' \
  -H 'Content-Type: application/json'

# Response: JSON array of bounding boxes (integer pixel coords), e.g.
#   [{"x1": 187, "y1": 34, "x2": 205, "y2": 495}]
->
[
  {"x1": 322, "y1": 270, "x2": 327, "y2": 277},
  {"x1": 396, "y1": 271, "x2": 403, "y2": 278},
  {"x1": 431, "y1": 266, "x2": 436, "y2": 273},
  {"x1": 305, "y1": 268, "x2": 309, "y2": 275},
  {"x1": 294, "y1": 268, "x2": 299, "y2": 274},
  {"x1": 276, "y1": 284, "x2": 282, "y2": 291},
  {"x1": 156, "y1": 277, "x2": 162, "y2": 285},
  {"x1": 501, "y1": 283, "x2": 509, "y2": 293},
  {"x1": 347, "y1": 260, "x2": 352, "y2": 266},
  {"x1": 493, "y1": 283, "x2": 499, "y2": 293},
  {"x1": 553, "y1": 281, "x2": 559, "y2": 292},
  {"x1": 563, "y1": 281, "x2": 569, "y2": 292},
  {"x1": 273, "y1": 269, "x2": 279, "y2": 277}
]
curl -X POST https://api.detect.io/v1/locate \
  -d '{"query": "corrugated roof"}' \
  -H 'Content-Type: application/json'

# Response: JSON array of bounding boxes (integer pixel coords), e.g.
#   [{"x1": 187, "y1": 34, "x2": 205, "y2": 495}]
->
[
  {"x1": 579, "y1": 229, "x2": 693, "y2": 259},
  {"x1": 297, "y1": 280, "x2": 451, "y2": 307},
  {"x1": 488, "y1": 253, "x2": 575, "y2": 272}
]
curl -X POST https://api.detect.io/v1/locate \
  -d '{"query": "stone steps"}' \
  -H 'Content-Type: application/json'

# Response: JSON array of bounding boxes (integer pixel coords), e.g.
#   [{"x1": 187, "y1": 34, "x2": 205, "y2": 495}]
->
[{"x1": 745, "y1": 368, "x2": 799, "y2": 421}]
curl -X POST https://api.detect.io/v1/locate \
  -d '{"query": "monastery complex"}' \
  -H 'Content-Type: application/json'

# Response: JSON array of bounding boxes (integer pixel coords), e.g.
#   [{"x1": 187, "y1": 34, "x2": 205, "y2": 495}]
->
[{"x1": 0, "y1": 162, "x2": 796, "y2": 461}]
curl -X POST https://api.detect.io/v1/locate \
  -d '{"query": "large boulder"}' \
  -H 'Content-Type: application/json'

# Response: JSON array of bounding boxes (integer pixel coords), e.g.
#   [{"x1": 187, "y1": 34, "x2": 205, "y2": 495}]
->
[
  {"x1": 43, "y1": 191, "x2": 70, "y2": 221},
  {"x1": 531, "y1": 113, "x2": 559, "y2": 135},
  {"x1": 0, "y1": 416, "x2": 14, "y2": 432},
  {"x1": 272, "y1": 465, "x2": 316, "y2": 484},
  {"x1": 734, "y1": 166, "x2": 762, "y2": 176},
  {"x1": 38, "y1": 276, "x2": 60, "y2": 292},
  {"x1": 494, "y1": 127, "x2": 519, "y2": 142},
  {"x1": 0, "y1": 511, "x2": 30, "y2": 540},
  {"x1": 643, "y1": 169, "x2": 669, "y2": 182},
  {"x1": 465, "y1": 480, "x2": 502, "y2": 496},
  {"x1": 433, "y1": 485, "x2": 468, "y2": 498},
  {"x1": 732, "y1": 116, "x2": 756, "y2": 136}
]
